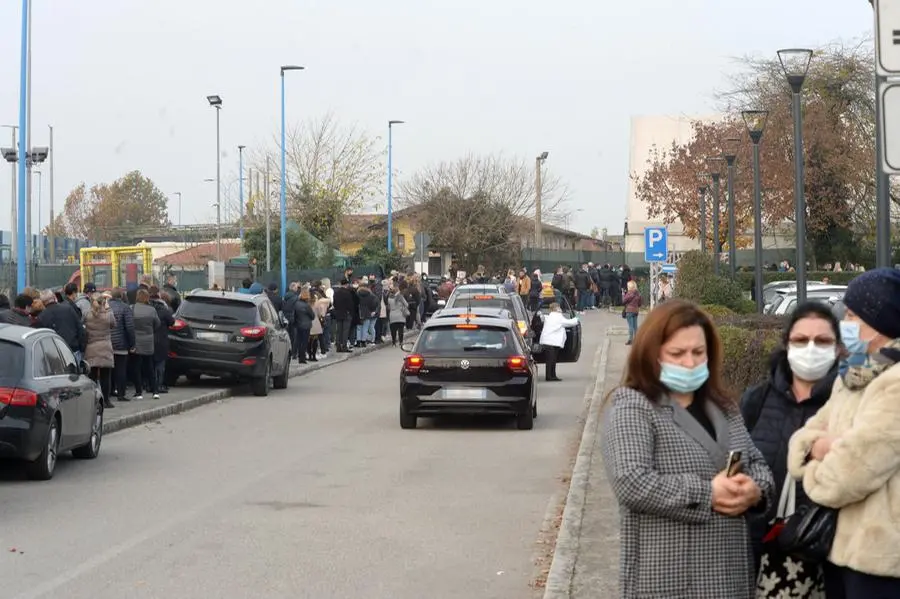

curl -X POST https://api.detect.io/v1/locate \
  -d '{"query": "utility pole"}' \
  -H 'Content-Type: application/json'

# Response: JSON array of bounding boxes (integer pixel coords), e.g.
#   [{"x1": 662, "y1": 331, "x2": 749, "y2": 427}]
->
[
  {"x1": 265, "y1": 155, "x2": 271, "y2": 273},
  {"x1": 48, "y1": 124, "x2": 54, "y2": 263},
  {"x1": 534, "y1": 151, "x2": 548, "y2": 248},
  {"x1": 25, "y1": 0, "x2": 33, "y2": 284}
]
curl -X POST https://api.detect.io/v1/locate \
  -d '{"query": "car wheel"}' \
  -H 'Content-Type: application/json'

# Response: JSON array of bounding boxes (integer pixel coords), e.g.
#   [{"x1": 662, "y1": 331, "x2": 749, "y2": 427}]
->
[
  {"x1": 532, "y1": 399, "x2": 538, "y2": 419},
  {"x1": 164, "y1": 369, "x2": 180, "y2": 387},
  {"x1": 272, "y1": 353, "x2": 289, "y2": 389},
  {"x1": 73, "y1": 403, "x2": 103, "y2": 459},
  {"x1": 252, "y1": 358, "x2": 271, "y2": 397},
  {"x1": 399, "y1": 402, "x2": 417, "y2": 429},
  {"x1": 516, "y1": 404, "x2": 534, "y2": 430},
  {"x1": 27, "y1": 416, "x2": 59, "y2": 480},
  {"x1": 186, "y1": 372, "x2": 202, "y2": 383}
]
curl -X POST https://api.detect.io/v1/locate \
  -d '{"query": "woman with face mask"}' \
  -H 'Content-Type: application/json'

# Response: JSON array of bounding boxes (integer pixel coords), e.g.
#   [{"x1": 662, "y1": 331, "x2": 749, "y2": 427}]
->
[
  {"x1": 788, "y1": 268, "x2": 900, "y2": 599},
  {"x1": 741, "y1": 302, "x2": 841, "y2": 598},
  {"x1": 602, "y1": 299, "x2": 774, "y2": 599}
]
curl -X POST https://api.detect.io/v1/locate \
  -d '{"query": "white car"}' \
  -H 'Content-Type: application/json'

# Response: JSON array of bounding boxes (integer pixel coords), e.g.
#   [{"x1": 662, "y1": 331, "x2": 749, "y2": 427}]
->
[{"x1": 770, "y1": 287, "x2": 847, "y2": 317}]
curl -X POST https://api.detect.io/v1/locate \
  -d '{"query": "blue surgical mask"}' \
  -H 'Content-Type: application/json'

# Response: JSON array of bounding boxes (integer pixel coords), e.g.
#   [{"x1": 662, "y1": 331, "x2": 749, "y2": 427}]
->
[
  {"x1": 840, "y1": 321, "x2": 869, "y2": 355},
  {"x1": 659, "y1": 361, "x2": 709, "y2": 394}
]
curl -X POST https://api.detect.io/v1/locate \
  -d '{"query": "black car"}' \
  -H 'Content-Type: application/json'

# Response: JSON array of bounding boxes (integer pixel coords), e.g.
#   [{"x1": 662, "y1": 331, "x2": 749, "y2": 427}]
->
[
  {"x1": 443, "y1": 291, "x2": 533, "y2": 342},
  {"x1": 0, "y1": 325, "x2": 104, "y2": 480},
  {"x1": 531, "y1": 295, "x2": 583, "y2": 364},
  {"x1": 167, "y1": 290, "x2": 292, "y2": 397},
  {"x1": 399, "y1": 316, "x2": 538, "y2": 430}
]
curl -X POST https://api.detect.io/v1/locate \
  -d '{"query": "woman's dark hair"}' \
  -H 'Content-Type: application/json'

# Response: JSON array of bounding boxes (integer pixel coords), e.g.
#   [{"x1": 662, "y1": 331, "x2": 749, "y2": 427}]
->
[
  {"x1": 620, "y1": 299, "x2": 734, "y2": 412},
  {"x1": 769, "y1": 301, "x2": 842, "y2": 371}
]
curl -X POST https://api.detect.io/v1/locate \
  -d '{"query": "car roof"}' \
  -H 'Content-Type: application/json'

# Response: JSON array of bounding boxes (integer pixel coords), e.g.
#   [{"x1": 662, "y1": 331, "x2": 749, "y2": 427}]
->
[
  {"x1": 433, "y1": 307, "x2": 514, "y2": 319},
  {"x1": 421, "y1": 315, "x2": 515, "y2": 330},
  {"x1": 184, "y1": 290, "x2": 264, "y2": 304},
  {"x1": 453, "y1": 284, "x2": 505, "y2": 291},
  {"x1": 0, "y1": 323, "x2": 54, "y2": 344},
  {"x1": 775, "y1": 284, "x2": 847, "y2": 295}
]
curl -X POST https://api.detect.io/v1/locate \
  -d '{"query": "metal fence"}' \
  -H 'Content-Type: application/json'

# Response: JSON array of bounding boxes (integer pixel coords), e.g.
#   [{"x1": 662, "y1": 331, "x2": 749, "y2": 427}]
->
[{"x1": 520, "y1": 248, "x2": 626, "y2": 273}]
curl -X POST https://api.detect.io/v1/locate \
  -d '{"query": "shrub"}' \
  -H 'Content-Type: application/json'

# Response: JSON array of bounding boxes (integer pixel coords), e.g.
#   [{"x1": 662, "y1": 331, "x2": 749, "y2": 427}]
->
[
  {"x1": 676, "y1": 251, "x2": 747, "y2": 312},
  {"x1": 714, "y1": 313, "x2": 783, "y2": 395},
  {"x1": 699, "y1": 304, "x2": 733, "y2": 318}
]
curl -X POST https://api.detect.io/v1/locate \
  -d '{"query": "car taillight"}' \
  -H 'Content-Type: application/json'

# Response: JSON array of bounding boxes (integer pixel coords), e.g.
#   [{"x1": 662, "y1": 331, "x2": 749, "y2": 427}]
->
[
  {"x1": 170, "y1": 318, "x2": 187, "y2": 331},
  {"x1": 239, "y1": 325, "x2": 267, "y2": 340},
  {"x1": 517, "y1": 321, "x2": 527, "y2": 335},
  {"x1": 0, "y1": 387, "x2": 38, "y2": 407},
  {"x1": 404, "y1": 354, "x2": 424, "y2": 373},
  {"x1": 506, "y1": 355, "x2": 529, "y2": 374}
]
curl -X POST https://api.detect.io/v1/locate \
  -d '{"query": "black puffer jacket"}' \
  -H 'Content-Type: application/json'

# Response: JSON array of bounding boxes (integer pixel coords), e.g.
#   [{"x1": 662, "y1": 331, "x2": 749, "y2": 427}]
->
[{"x1": 741, "y1": 355, "x2": 836, "y2": 559}]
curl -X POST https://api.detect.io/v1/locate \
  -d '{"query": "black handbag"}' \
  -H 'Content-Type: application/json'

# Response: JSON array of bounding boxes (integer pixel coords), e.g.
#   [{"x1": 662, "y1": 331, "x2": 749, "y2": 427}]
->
[{"x1": 775, "y1": 477, "x2": 838, "y2": 563}]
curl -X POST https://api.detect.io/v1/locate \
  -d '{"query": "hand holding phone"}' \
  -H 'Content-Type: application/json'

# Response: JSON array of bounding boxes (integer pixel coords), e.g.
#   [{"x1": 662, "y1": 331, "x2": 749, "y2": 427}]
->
[{"x1": 725, "y1": 451, "x2": 743, "y2": 477}]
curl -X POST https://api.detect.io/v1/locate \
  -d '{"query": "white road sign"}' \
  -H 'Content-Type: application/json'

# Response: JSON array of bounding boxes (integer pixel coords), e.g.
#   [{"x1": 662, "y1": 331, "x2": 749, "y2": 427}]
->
[
  {"x1": 880, "y1": 81, "x2": 900, "y2": 174},
  {"x1": 875, "y1": 0, "x2": 900, "y2": 75}
]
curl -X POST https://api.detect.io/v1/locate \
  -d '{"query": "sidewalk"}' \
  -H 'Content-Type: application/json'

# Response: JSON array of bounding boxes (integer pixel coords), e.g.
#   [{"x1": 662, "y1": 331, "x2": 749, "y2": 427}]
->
[
  {"x1": 102, "y1": 335, "x2": 414, "y2": 435},
  {"x1": 543, "y1": 326, "x2": 628, "y2": 598}
]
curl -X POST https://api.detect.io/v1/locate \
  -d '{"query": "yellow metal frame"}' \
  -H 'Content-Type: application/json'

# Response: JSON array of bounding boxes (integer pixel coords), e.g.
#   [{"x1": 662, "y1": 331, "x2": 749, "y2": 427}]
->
[{"x1": 79, "y1": 246, "x2": 153, "y2": 289}]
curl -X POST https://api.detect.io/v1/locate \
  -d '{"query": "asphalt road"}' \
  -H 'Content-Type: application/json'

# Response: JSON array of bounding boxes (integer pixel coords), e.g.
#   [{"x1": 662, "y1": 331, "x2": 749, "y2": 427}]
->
[{"x1": 0, "y1": 313, "x2": 613, "y2": 599}]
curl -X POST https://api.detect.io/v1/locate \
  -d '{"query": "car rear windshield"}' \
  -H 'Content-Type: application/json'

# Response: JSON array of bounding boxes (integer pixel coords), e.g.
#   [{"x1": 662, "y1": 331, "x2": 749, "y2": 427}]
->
[
  {"x1": 179, "y1": 297, "x2": 258, "y2": 323},
  {"x1": 448, "y1": 295, "x2": 512, "y2": 311},
  {"x1": 417, "y1": 325, "x2": 514, "y2": 353},
  {"x1": 0, "y1": 341, "x2": 25, "y2": 379}
]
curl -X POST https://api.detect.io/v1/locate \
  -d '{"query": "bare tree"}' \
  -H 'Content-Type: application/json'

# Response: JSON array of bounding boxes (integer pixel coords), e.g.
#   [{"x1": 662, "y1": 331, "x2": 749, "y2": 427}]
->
[{"x1": 399, "y1": 153, "x2": 570, "y2": 224}]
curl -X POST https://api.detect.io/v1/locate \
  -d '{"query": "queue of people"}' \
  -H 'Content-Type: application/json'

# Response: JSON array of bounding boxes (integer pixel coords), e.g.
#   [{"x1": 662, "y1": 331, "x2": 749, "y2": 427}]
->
[{"x1": 601, "y1": 268, "x2": 900, "y2": 599}]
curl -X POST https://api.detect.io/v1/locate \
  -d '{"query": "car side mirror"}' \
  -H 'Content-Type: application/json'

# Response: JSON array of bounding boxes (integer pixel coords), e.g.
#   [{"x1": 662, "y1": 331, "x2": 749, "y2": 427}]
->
[
  {"x1": 399, "y1": 342, "x2": 413, "y2": 353},
  {"x1": 79, "y1": 359, "x2": 90, "y2": 375}
]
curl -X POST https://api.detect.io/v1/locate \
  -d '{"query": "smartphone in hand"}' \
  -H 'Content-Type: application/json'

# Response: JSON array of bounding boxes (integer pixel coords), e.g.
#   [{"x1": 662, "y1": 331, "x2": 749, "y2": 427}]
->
[{"x1": 726, "y1": 451, "x2": 743, "y2": 477}]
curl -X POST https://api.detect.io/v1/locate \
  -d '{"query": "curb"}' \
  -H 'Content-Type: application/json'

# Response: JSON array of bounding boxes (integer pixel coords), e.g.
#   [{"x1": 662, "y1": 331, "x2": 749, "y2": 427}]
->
[
  {"x1": 102, "y1": 330, "x2": 418, "y2": 436},
  {"x1": 542, "y1": 332, "x2": 611, "y2": 598}
]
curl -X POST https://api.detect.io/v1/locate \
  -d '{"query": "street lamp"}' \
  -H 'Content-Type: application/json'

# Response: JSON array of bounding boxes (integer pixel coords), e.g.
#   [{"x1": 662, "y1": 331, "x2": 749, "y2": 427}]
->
[
  {"x1": 706, "y1": 157, "x2": 725, "y2": 276},
  {"x1": 238, "y1": 145, "x2": 245, "y2": 248},
  {"x1": 280, "y1": 65, "x2": 304, "y2": 294},
  {"x1": 743, "y1": 109, "x2": 768, "y2": 313},
  {"x1": 696, "y1": 176, "x2": 709, "y2": 253},
  {"x1": 723, "y1": 137, "x2": 741, "y2": 277},
  {"x1": 171, "y1": 192, "x2": 182, "y2": 226},
  {"x1": 387, "y1": 119, "x2": 404, "y2": 252},
  {"x1": 16, "y1": 0, "x2": 29, "y2": 291},
  {"x1": 777, "y1": 48, "x2": 813, "y2": 302},
  {"x1": 207, "y1": 94, "x2": 223, "y2": 261},
  {"x1": 535, "y1": 151, "x2": 549, "y2": 247}
]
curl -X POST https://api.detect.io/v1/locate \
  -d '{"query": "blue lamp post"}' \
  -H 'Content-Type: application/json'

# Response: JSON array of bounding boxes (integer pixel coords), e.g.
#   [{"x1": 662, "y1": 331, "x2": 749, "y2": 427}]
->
[
  {"x1": 279, "y1": 65, "x2": 304, "y2": 294},
  {"x1": 16, "y1": 0, "x2": 29, "y2": 292},
  {"x1": 387, "y1": 120, "x2": 404, "y2": 252}
]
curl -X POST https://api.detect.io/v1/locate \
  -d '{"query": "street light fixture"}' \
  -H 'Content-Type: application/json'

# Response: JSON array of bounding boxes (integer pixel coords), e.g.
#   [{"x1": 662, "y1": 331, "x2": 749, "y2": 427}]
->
[
  {"x1": 743, "y1": 109, "x2": 769, "y2": 313},
  {"x1": 723, "y1": 137, "x2": 741, "y2": 277},
  {"x1": 207, "y1": 94, "x2": 223, "y2": 261},
  {"x1": 387, "y1": 120, "x2": 405, "y2": 252},
  {"x1": 535, "y1": 151, "x2": 549, "y2": 247},
  {"x1": 280, "y1": 65, "x2": 305, "y2": 294},
  {"x1": 777, "y1": 48, "x2": 813, "y2": 302},
  {"x1": 706, "y1": 157, "x2": 725, "y2": 276}
]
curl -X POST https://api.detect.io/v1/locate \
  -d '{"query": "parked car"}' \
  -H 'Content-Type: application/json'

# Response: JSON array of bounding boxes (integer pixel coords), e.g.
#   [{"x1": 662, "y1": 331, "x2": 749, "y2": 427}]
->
[
  {"x1": 0, "y1": 325, "x2": 104, "y2": 480},
  {"x1": 167, "y1": 290, "x2": 292, "y2": 396},
  {"x1": 530, "y1": 295, "x2": 583, "y2": 364},
  {"x1": 762, "y1": 280, "x2": 827, "y2": 311},
  {"x1": 767, "y1": 285, "x2": 848, "y2": 316}
]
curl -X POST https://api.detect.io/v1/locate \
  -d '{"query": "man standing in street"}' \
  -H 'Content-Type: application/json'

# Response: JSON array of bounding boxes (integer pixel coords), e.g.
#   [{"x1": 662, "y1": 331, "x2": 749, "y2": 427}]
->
[
  {"x1": 36, "y1": 289, "x2": 86, "y2": 362},
  {"x1": 332, "y1": 279, "x2": 354, "y2": 353},
  {"x1": 163, "y1": 273, "x2": 181, "y2": 314}
]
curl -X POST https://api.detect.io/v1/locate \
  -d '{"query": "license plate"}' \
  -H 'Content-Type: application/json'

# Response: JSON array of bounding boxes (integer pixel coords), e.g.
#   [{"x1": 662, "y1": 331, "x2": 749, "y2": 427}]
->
[
  {"x1": 442, "y1": 388, "x2": 487, "y2": 400},
  {"x1": 195, "y1": 331, "x2": 229, "y2": 342}
]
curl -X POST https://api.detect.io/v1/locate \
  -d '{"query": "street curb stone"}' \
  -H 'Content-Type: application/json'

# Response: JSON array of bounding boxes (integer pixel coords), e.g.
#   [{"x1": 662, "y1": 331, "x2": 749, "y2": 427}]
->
[
  {"x1": 102, "y1": 330, "x2": 417, "y2": 436},
  {"x1": 542, "y1": 331, "x2": 611, "y2": 598}
]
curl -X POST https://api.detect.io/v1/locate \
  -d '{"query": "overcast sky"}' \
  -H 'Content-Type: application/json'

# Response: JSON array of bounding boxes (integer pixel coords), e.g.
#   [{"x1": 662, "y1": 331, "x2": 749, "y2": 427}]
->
[{"x1": 0, "y1": 0, "x2": 875, "y2": 238}]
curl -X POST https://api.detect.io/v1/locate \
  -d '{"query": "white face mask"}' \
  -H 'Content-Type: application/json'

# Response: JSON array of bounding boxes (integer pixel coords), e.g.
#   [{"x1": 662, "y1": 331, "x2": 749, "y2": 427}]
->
[{"x1": 787, "y1": 342, "x2": 837, "y2": 382}]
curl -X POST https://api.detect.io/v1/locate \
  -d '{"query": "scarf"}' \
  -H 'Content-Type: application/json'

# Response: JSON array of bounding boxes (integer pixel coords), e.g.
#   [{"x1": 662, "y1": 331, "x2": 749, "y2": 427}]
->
[{"x1": 839, "y1": 338, "x2": 900, "y2": 391}]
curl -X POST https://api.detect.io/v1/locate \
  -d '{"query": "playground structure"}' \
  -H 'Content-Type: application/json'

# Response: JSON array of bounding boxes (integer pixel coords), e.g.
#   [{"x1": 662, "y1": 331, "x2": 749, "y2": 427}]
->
[{"x1": 67, "y1": 246, "x2": 154, "y2": 290}]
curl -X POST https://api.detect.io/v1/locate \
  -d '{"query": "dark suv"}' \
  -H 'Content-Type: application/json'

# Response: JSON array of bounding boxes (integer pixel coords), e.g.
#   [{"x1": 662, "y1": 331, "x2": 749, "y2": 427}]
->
[{"x1": 167, "y1": 291, "x2": 292, "y2": 396}]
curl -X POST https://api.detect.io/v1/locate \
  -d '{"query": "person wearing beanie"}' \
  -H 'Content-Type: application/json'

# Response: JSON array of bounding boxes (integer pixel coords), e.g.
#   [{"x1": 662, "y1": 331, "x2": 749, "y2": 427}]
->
[{"x1": 788, "y1": 267, "x2": 900, "y2": 596}]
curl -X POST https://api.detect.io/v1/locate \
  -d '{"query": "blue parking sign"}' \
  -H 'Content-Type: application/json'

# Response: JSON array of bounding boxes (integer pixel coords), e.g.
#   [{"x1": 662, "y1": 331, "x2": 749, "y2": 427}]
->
[{"x1": 644, "y1": 227, "x2": 668, "y2": 263}]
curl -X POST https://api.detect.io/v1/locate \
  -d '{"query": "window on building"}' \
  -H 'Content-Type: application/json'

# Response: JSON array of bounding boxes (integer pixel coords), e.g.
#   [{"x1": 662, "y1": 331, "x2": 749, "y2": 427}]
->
[{"x1": 398, "y1": 234, "x2": 406, "y2": 250}]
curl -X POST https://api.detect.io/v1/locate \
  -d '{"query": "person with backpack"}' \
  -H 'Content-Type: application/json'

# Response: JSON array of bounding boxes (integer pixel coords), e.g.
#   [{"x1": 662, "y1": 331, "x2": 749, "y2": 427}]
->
[{"x1": 741, "y1": 302, "x2": 841, "y2": 598}]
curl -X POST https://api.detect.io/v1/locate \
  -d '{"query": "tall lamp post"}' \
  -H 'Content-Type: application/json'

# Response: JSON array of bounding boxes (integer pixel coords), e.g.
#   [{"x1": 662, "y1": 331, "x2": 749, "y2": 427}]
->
[
  {"x1": 238, "y1": 144, "x2": 245, "y2": 248},
  {"x1": 723, "y1": 137, "x2": 741, "y2": 277},
  {"x1": 280, "y1": 65, "x2": 304, "y2": 294},
  {"x1": 386, "y1": 119, "x2": 404, "y2": 252},
  {"x1": 206, "y1": 95, "x2": 223, "y2": 261},
  {"x1": 778, "y1": 48, "x2": 813, "y2": 303},
  {"x1": 743, "y1": 110, "x2": 768, "y2": 313},
  {"x1": 535, "y1": 151, "x2": 549, "y2": 247},
  {"x1": 697, "y1": 180, "x2": 708, "y2": 253},
  {"x1": 171, "y1": 192, "x2": 182, "y2": 226},
  {"x1": 706, "y1": 157, "x2": 725, "y2": 275},
  {"x1": 16, "y1": 0, "x2": 28, "y2": 291}
]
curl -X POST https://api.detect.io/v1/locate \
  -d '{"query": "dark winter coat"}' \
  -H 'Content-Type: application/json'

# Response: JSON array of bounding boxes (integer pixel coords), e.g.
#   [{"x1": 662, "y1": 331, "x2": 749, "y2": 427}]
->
[
  {"x1": 151, "y1": 299, "x2": 175, "y2": 361},
  {"x1": 331, "y1": 286, "x2": 354, "y2": 320},
  {"x1": 35, "y1": 301, "x2": 86, "y2": 353},
  {"x1": 108, "y1": 298, "x2": 135, "y2": 352},
  {"x1": 356, "y1": 287, "x2": 380, "y2": 320}
]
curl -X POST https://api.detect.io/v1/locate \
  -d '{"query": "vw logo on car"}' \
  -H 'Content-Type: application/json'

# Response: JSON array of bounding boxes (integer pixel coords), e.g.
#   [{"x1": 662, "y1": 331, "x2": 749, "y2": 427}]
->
[{"x1": 459, "y1": 360, "x2": 470, "y2": 370}]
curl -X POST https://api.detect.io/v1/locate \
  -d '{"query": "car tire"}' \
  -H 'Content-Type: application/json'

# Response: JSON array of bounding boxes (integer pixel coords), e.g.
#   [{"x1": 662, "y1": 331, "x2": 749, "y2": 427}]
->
[
  {"x1": 272, "y1": 354, "x2": 289, "y2": 389},
  {"x1": 27, "y1": 416, "x2": 59, "y2": 480},
  {"x1": 186, "y1": 372, "x2": 202, "y2": 383},
  {"x1": 399, "y1": 403, "x2": 417, "y2": 429},
  {"x1": 164, "y1": 369, "x2": 180, "y2": 387},
  {"x1": 532, "y1": 399, "x2": 538, "y2": 419},
  {"x1": 252, "y1": 359, "x2": 271, "y2": 397},
  {"x1": 516, "y1": 404, "x2": 534, "y2": 430},
  {"x1": 72, "y1": 403, "x2": 103, "y2": 459}
]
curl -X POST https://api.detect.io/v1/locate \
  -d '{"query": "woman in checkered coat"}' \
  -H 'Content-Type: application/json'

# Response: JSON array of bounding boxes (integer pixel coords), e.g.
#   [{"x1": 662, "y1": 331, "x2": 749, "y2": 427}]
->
[{"x1": 602, "y1": 300, "x2": 774, "y2": 599}]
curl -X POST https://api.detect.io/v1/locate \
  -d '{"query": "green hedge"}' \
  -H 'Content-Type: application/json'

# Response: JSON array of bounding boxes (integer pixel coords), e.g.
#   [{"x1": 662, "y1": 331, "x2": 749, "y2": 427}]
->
[
  {"x1": 676, "y1": 252, "x2": 753, "y2": 313},
  {"x1": 734, "y1": 270, "x2": 859, "y2": 290},
  {"x1": 713, "y1": 312, "x2": 783, "y2": 394}
]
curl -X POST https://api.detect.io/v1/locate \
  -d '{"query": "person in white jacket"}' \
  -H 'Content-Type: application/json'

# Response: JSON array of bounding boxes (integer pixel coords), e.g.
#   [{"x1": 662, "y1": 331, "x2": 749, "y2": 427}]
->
[{"x1": 539, "y1": 303, "x2": 580, "y2": 382}]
